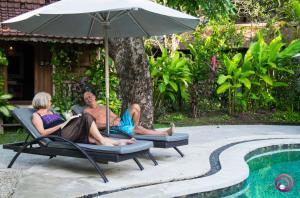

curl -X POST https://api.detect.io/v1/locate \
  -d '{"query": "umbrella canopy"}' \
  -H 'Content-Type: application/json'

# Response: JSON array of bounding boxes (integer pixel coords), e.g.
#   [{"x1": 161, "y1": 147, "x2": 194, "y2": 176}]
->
[
  {"x1": 2, "y1": 0, "x2": 199, "y2": 133},
  {"x1": 2, "y1": 0, "x2": 198, "y2": 37}
]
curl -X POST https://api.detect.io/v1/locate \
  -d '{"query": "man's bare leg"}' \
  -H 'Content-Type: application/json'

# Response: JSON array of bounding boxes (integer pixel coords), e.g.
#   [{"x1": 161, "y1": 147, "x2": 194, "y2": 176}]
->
[
  {"x1": 129, "y1": 103, "x2": 141, "y2": 126},
  {"x1": 89, "y1": 122, "x2": 136, "y2": 146},
  {"x1": 134, "y1": 125, "x2": 173, "y2": 136}
]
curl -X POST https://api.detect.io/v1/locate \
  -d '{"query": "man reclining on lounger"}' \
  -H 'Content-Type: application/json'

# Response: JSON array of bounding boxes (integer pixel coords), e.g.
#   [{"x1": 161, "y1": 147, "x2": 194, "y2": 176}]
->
[{"x1": 83, "y1": 91, "x2": 174, "y2": 136}]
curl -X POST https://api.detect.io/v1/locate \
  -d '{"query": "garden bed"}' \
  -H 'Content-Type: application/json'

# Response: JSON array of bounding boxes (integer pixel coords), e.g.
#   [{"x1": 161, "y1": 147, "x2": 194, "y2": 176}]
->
[{"x1": 156, "y1": 111, "x2": 300, "y2": 127}]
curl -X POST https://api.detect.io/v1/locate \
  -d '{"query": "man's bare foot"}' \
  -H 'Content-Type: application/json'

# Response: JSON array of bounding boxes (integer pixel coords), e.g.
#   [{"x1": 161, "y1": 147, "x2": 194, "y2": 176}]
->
[
  {"x1": 168, "y1": 122, "x2": 175, "y2": 136},
  {"x1": 170, "y1": 122, "x2": 175, "y2": 135},
  {"x1": 119, "y1": 138, "x2": 136, "y2": 146},
  {"x1": 100, "y1": 140, "x2": 114, "y2": 146},
  {"x1": 165, "y1": 125, "x2": 174, "y2": 136}
]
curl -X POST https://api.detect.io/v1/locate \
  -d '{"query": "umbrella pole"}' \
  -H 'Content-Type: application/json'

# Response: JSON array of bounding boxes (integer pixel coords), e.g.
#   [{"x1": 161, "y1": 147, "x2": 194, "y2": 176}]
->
[{"x1": 104, "y1": 33, "x2": 110, "y2": 135}]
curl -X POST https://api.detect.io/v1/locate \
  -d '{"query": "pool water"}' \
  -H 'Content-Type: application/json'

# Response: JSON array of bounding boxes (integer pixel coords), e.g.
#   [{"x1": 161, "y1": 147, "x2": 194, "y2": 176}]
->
[{"x1": 232, "y1": 150, "x2": 300, "y2": 197}]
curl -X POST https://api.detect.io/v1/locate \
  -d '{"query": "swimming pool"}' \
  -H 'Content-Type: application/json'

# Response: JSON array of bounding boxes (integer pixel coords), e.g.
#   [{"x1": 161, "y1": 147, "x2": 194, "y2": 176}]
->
[{"x1": 227, "y1": 149, "x2": 300, "y2": 197}]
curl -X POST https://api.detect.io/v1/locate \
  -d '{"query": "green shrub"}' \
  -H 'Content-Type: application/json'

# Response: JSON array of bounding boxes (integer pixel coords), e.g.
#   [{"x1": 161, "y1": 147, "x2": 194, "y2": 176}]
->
[
  {"x1": 271, "y1": 111, "x2": 300, "y2": 122},
  {"x1": 149, "y1": 46, "x2": 191, "y2": 116}
]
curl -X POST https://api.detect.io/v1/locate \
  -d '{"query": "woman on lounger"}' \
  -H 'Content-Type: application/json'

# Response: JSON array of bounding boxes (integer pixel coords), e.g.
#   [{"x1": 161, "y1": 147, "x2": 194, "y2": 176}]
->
[{"x1": 31, "y1": 92, "x2": 136, "y2": 146}]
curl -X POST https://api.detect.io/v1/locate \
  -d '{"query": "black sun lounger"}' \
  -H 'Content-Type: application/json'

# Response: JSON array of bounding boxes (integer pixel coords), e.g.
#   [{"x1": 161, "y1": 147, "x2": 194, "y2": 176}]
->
[
  {"x1": 3, "y1": 108, "x2": 156, "y2": 183},
  {"x1": 71, "y1": 105, "x2": 189, "y2": 157}
]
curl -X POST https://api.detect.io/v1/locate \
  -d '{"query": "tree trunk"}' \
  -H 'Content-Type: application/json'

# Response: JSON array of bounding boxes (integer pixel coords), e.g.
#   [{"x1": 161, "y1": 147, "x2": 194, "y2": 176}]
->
[{"x1": 109, "y1": 37, "x2": 154, "y2": 128}]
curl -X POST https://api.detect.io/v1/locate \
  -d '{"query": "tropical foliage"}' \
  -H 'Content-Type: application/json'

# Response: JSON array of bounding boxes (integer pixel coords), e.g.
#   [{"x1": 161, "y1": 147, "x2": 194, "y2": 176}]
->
[
  {"x1": 179, "y1": 18, "x2": 244, "y2": 117},
  {"x1": 217, "y1": 32, "x2": 300, "y2": 114},
  {"x1": 217, "y1": 53, "x2": 254, "y2": 114},
  {"x1": 156, "y1": 0, "x2": 235, "y2": 18},
  {"x1": 149, "y1": 46, "x2": 191, "y2": 116}
]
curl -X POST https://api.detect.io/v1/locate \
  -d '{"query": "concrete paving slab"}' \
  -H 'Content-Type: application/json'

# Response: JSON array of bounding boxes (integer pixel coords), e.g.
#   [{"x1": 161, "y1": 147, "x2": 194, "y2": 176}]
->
[{"x1": 0, "y1": 125, "x2": 299, "y2": 197}]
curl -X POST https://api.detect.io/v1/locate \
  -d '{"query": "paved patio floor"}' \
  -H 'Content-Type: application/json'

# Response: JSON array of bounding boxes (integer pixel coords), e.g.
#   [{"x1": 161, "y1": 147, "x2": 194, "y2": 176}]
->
[{"x1": 0, "y1": 125, "x2": 299, "y2": 198}]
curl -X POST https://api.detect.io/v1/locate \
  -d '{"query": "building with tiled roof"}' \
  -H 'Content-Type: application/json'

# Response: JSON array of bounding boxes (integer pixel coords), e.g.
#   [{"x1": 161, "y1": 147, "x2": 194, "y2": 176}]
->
[
  {"x1": 0, "y1": 0, "x2": 100, "y2": 104},
  {"x1": 0, "y1": 0, "x2": 101, "y2": 44}
]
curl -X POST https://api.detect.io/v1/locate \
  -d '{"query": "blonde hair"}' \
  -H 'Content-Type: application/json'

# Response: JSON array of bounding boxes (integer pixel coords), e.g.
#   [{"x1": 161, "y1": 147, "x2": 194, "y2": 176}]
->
[{"x1": 32, "y1": 92, "x2": 51, "y2": 109}]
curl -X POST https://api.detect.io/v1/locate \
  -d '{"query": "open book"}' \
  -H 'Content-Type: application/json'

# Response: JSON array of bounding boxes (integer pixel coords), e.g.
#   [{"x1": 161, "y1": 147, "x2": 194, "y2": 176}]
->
[{"x1": 60, "y1": 114, "x2": 81, "y2": 129}]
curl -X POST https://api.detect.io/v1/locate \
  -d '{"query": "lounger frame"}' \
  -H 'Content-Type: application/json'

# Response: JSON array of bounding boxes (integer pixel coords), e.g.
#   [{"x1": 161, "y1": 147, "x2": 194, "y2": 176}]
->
[
  {"x1": 109, "y1": 130, "x2": 188, "y2": 157},
  {"x1": 3, "y1": 108, "x2": 158, "y2": 183}
]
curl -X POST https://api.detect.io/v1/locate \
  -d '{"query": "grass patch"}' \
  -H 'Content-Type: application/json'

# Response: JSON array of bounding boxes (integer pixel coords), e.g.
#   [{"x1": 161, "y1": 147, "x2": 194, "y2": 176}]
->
[{"x1": 0, "y1": 128, "x2": 28, "y2": 145}]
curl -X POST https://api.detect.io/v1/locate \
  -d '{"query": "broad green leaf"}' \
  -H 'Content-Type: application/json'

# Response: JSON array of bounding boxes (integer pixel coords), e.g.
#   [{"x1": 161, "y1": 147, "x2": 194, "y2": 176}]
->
[
  {"x1": 223, "y1": 54, "x2": 232, "y2": 74},
  {"x1": 233, "y1": 83, "x2": 242, "y2": 88},
  {"x1": 163, "y1": 74, "x2": 169, "y2": 84},
  {"x1": 175, "y1": 59, "x2": 187, "y2": 68},
  {"x1": 239, "y1": 78, "x2": 251, "y2": 89},
  {"x1": 252, "y1": 81, "x2": 261, "y2": 86},
  {"x1": 259, "y1": 67, "x2": 268, "y2": 74},
  {"x1": 232, "y1": 53, "x2": 242, "y2": 67},
  {"x1": 292, "y1": 0, "x2": 300, "y2": 22},
  {"x1": 169, "y1": 81, "x2": 178, "y2": 92},
  {"x1": 268, "y1": 62, "x2": 277, "y2": 69},
  {"x1": 276, "y1": 67, "x2": 294, "y2": 74},
  {"x1": 160, "y1": 46, "x2": 168, "y2": 58},
  {"x1": 148, "y1": 56, "x2": 156, "y2": 65},
  {"x1": 268, "y1": 35, "x2": 283, "y2": 62},
  {"x1": 234, "y1": 68, "x2": 242, "y2": 79},
  {"x1": 243, "y1": 43, "x2": 254, "y2": 70},
  {"x1": 188, "y1": 44, "x2": 197, "y2": 57},
  {"x1": 171, "y1": 52, "x2": 180, "y2": 67},
  {"x1": 217, "y1": 74, "x2": 232, "y2": 84},
  {"x1": 0, "y1": 106, "x2": 10, "y2": 117},
  {"x1": 217, "y1": 83, "x2": 232, "y2": 94},
  {"x1": 236, "y1": 92, "x2": 243, "y2": 97},
  {"x1": 279, "y1": 39, "x2": 300, "y2": 59},
  {"x1": 166, "y1": 92, "x2": 176, "y2": 102},
  {"x1": 251, "y1": 93, "x2": 258, "y2": 100},
  {"x1": 7, "y1": 105, "x2": 15, "y2": 110},
  {"x1": 180, "y1": 84, "x2": 189, "y2": 100},
  {"x1": 0, "y1": 94, "x2": 13, "y2": 100},
  {"x1": 85, "y1": 70, "x2": 91, "y2": 76},
  {"x1": 241, "y1": 70, "x2": 255, "y2": 77},
  {"x1": 240, "y1": 99, "x2": 247, "y2": 108},
  {"x1": 158, "y1": 83, "x2": 166, "y2": 93},
  {"x1": 260, "y1": 75, "x2": 273, "y2": 85}
]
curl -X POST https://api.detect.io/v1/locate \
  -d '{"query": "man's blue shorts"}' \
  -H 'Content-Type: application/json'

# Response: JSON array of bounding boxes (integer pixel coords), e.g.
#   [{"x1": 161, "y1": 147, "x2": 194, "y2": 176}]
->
[{"x1": 111, "y1": 109, "x2": 134, "y2": 136}]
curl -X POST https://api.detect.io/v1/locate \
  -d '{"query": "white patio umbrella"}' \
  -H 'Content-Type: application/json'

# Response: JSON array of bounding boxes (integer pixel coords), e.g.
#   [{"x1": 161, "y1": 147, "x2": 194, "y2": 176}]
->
[{"x1": 2, "y1": 0, "x2": 199, "y2": 133}]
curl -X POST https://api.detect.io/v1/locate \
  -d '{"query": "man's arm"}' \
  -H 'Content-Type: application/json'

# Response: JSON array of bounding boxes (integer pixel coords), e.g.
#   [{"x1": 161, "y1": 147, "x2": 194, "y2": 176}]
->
[{"x1": 109, "y1": 109, "x2": 120, "y2": 126}]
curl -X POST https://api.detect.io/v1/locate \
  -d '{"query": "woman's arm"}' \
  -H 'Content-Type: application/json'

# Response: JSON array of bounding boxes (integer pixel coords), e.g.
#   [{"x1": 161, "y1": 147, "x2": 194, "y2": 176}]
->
[{"x1": 32, "y1": 113, "x2": 62, "y2": 136}]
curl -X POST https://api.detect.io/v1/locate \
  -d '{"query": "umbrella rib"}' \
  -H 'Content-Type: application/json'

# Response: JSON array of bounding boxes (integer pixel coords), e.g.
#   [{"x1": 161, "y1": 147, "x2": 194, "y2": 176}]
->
[
  {"x1": 29, "y1": 14, "x2": 63, "y2": 34},
  {"x1": 165, "y1": 17, "x2": 196, "y2": 32},
  {"x1": 128, "y1": 12, "x2": 150, "y2": 37},
  {"x1": 109, "y1": 10, "x2": 130, "y2": 22},
  {"x1": 106, "y1": 11, "x2": 110, "y2": 21},
  {"x1": 95, "y1": 13, "x2": 105, "y2": 22},
  {"x1": 87, "y1": 15, "x2": 95, "y2": 37},
  {"x1": 89, "y1": 13, "x2": 103, "y2": 23}
]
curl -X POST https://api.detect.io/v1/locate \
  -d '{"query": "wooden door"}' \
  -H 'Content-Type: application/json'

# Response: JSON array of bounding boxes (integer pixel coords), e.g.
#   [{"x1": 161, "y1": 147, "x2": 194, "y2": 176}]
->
[{"x1": 34, "y1": 45, "x2": 53, "y2": 95}]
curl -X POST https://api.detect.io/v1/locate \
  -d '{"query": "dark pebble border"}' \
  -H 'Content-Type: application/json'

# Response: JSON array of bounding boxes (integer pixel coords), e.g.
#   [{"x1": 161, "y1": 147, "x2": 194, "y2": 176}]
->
[{"x1": 80, "y1": 138, "x2": 300, "y2": 198}]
